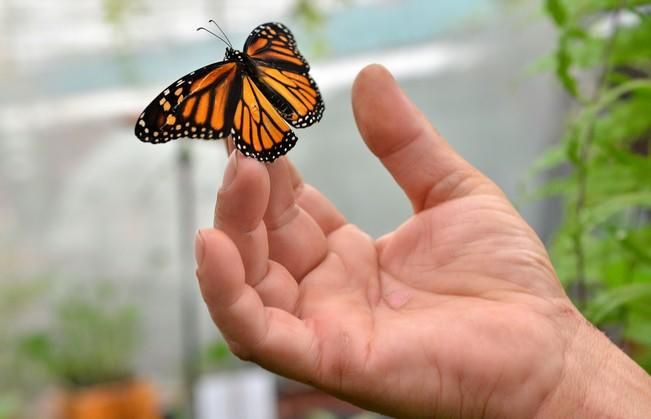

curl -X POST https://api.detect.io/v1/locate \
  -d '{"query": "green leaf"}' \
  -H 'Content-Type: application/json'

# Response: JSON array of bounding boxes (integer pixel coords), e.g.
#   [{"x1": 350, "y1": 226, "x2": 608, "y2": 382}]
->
[
  {"x1": 556, "y1": 33, "x2": 579, "y2": 97},
  {"x1": 582, "y1": 191, "x2": 651, "y2": 229},
  {"x1": 602, "y1": 258, "x2": 630, "y2": 287},
  {"x1": 594, "y1": 92, "x2": 651, "y2": 150},
  {"x1": 531, "y1": 143, "x2": 567, "y2": 172},
  {"x1": 620, "y1": 236, "x2": 651, "y2": 266},
  {"x1": 586, "y1": 282, "x2": 651, "y2": 324},
  {"x1": 545, "y1": 0, "x2": 568, "y2": 27},
  {"x1": 565, "y1": 134, "x2": 581, "y2": 165},
  {"x1": 626, "y1": 312, "x2": 651, "y2": 346},
  {"x1": 530, "y1": 175, "x2": 577, "y2": 199},
  {"x1": 527, "y1": 53, "x2": 557, "y2": 75}
]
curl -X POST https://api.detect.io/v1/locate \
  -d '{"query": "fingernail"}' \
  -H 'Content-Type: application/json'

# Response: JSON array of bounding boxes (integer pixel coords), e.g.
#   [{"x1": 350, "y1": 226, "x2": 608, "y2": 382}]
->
[
  {"x1": 195, "y1": 229, "x2": 206, "y2": 267},
  {"x1": 222, "y1": 150, "x2": 238, "y2": 187}
]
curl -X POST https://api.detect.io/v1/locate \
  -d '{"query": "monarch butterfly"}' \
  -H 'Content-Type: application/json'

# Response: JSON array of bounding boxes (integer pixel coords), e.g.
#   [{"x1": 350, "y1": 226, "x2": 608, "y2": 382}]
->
[{"x1": 134, "y1": 21, "x2": 324, "y2": 162}]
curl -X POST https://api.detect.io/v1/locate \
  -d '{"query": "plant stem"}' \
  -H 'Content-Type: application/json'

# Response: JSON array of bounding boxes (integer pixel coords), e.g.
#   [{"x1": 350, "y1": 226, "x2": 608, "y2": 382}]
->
[{"x1": 571, "y1": 1, "x2": 626, "y2": 308}]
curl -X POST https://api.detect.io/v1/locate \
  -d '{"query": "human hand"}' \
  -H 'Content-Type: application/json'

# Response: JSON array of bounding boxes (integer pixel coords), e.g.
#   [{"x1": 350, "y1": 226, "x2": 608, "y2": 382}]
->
[{"x1": 195, "y1": 65, "x2": 651, "y2": 418}]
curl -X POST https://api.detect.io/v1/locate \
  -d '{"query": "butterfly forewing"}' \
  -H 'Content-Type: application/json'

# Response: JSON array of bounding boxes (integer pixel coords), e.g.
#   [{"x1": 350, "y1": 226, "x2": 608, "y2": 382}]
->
[
  {"x1": 244, "y1": 22, "x2": 309, "y2": 71},
  {"x1": 135, "y1": 62, "x2": 240, "y2": 143}
]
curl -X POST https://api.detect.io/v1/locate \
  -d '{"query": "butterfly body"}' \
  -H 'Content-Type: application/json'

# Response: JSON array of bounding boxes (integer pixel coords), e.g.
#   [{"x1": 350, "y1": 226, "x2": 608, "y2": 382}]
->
[
  {"x1": 135, "y1": 22, "x2": 324, "y2": 162},
  {"x1": 222, "y1": 48, "x2": 253, "y2": 76}
]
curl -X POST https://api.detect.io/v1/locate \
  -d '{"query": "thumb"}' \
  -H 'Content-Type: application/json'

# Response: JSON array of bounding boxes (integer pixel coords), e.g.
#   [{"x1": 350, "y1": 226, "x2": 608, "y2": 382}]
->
[{"x1": 352, "y1": 64, "x2": 501, "y2": 212}]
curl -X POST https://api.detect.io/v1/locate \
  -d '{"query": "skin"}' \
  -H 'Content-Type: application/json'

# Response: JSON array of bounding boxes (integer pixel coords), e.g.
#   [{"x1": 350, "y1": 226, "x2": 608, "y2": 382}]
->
[{"x1": 195, "y1": 65, "x2": 651, "y2": 418}]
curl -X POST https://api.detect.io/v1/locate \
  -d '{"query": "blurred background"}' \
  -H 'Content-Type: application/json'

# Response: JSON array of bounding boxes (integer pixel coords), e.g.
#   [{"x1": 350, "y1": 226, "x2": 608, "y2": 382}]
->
[{"x1": 1, "y1": 0, "x2": 649, "y2": 418}]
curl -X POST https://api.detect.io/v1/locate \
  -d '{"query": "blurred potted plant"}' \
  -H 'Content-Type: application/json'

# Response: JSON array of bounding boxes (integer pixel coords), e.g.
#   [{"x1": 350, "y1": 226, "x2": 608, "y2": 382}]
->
[
  {"x1": 20, "y1": 282, "x2": 161, "y2": 419},
  {"x1": 194, "y1": 339, "x2": 281, "y2": 419},
  {"x1": 199, "y1": 340, "x2": 365, "y2": 419}
]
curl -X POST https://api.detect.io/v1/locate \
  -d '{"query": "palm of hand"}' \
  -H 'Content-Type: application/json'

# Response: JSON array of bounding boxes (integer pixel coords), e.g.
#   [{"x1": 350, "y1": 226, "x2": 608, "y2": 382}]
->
[{"x1": 293, "y1": 190, "x2": 570, "y2": 417}]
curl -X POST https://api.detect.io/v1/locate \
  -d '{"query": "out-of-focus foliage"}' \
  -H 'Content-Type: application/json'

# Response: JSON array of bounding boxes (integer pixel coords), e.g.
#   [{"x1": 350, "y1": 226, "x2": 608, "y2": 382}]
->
[
  {"x1": 535, "y1": 0, "x2": 651, "y2": 372},
  {"x1": 102, "y1": 0, "x2": 143, "y2": 26},
  {"x1": 292, "y1": 0, "x2": 328, "y2": 30},
  {"x1": 200, "y1": 340, "x2": 243, "y2": 372},
  {"x1": 0, "y1": 281, "x2": 48, "y2": 419},
  {"x1": 291, "y1": 0, "x2": 352, "y2": 55},
  {"x1": 19, "y1": 282, "x2": 142, "y2": 388}
]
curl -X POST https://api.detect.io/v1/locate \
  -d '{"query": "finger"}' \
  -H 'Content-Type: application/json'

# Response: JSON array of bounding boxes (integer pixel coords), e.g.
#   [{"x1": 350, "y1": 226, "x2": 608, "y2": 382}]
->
[
  {"x1": 196, "y1": 228, "x2": 318, "y2": 381},
  {"x1": 213, "y1": 152, "x2": 300, "y2": 310},
  {"x1": 214, "y1": 151, "x2": 270, "y2": 286},
  {"x1": 352, "y1": 64, "x2": 503, "y2": 212},
  {"x1": 253, "y1": 260, "x2": 299, "y2": 312},
  {"x1": 286, "y1": 161, "x2": 347, "y2": 235},
  {"x1": 264, "y1": 158, "x2": 328, "y2": 280},
  {"x1": 224, "y1": 135, "x2": 234, "y2": 155}
]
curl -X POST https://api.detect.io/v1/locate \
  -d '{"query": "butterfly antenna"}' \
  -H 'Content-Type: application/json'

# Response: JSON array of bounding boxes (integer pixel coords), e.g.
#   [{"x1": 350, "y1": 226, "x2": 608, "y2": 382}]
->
[
  {"x1": 196, "y1": 26, "x2": 230, "y2": 47},
  {"x1": 209, "y1": 19, "x2": 233, "y2": 49}
]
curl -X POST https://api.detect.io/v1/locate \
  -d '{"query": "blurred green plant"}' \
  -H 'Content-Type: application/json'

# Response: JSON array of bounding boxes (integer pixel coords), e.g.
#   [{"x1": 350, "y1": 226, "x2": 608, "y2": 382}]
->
[
  {"x1": 0, "y1": 280, "x2": 48, "y2": 419},
  {"x1": 101, "y1": 0, "x2": 145, "y2": 84},
  {"x1": 534, "y1": 0, "x2": 651, "y2": 371},
  {"x1": 200, "y1": 339, "x2": 244, "y2": 372},
  {"x1": 293, "y1": 0, "x2": 328, "y2": 30},
  {"x1": 291, "y1": 0, "x2": 353, "y2": 56},
  {"x1": 0, "y1": 396, "x2": 20, "y2": 419},
  {"x1": 19, "y1": 282, "x2": 141, "y2": 388},
  {"x1": 102, "y1": 0, "x2": 142, "y2": 27}
]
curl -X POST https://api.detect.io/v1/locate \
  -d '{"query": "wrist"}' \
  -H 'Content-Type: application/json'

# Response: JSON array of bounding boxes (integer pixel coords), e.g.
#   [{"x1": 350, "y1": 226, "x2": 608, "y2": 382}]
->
[{"x1": 535, "y1": 316, "x2": 651, "y2": 418}]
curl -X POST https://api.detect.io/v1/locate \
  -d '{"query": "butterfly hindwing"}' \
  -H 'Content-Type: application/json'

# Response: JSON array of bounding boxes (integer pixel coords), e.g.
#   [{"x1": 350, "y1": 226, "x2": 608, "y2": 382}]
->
[
  {"x1": 255, "y1": 63, "x2": 324, "y2": 128},
  {"x1": 135, "y1": 61, "x2": 240, "y2": 143},
  {"x1": 231, "y1": 75, "x2": 298, "y2": 162},
  {"x1": 244, "y1": 22, "x2": 324, "y2": 128}
]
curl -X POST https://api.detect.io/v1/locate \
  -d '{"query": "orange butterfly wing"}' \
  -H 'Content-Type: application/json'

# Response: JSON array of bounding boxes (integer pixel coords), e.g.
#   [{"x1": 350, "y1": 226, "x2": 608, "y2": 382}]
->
[
  {"x1": 244, "y1": 23, "x2": 324, "y2": 128},
  {"x1": 135, "y1": 62, "x2": 240, "y2": 143},
  {"x1": 254, "y1": 64, "x2": 324, "y2": 128},
  {"x1": 230, "y1": 75, "x2": 298, "y2": 162},
  {"x1": 245, "y1": 22, "x2": 309, "y2": 70}
]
